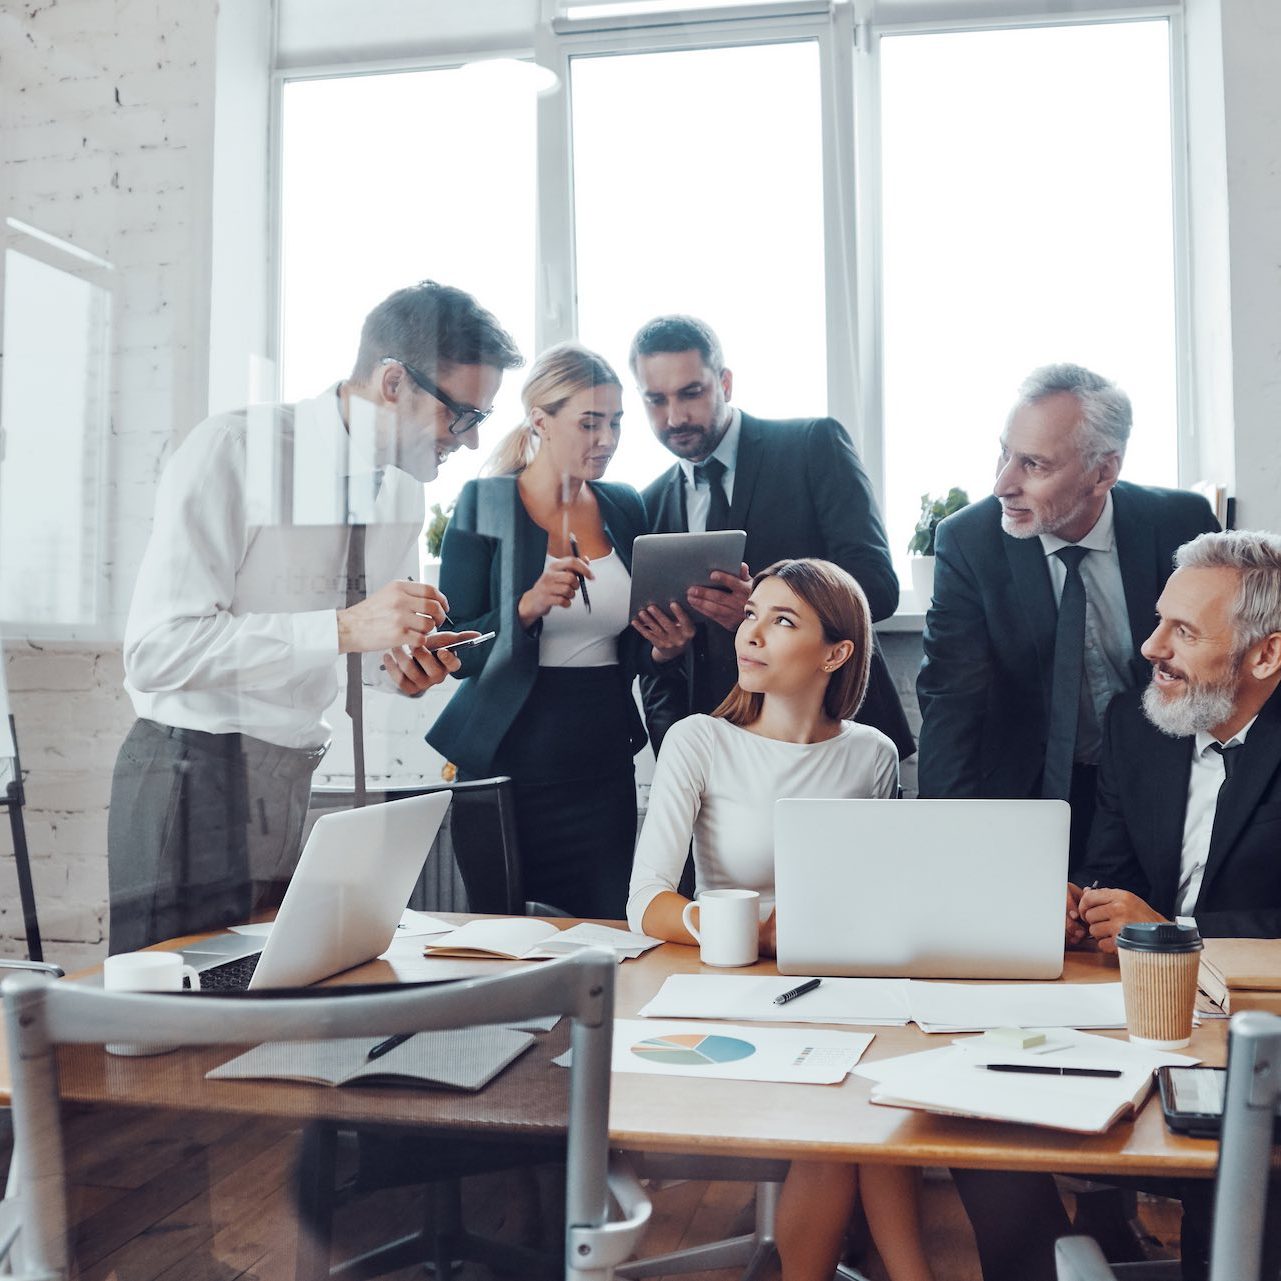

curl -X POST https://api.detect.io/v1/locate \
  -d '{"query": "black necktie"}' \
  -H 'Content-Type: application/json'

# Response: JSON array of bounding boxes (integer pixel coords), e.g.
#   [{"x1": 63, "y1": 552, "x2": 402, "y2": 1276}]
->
[
  {"x1": 693, "y1": 457, "x2": 730, "y2": 532},
  {"x1": 345, "y1": 521, "x2": 367, "y2": 809},
  {"x1": 1211, "y1": 741, "x2": 1243, "y2": 783},
  {"x1": 1042, "y1": 545, "x2": 1089, "y2": 801}
]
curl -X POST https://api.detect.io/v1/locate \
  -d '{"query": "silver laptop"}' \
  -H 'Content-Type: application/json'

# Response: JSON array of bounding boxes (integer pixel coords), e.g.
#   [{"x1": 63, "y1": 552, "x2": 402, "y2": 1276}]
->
[
  {"x1": 179, "y1": 791, "x2": 452, "y2": 990},
  {"x1": 774, "y1": 798, "x2": 1069, "y2": 980}
]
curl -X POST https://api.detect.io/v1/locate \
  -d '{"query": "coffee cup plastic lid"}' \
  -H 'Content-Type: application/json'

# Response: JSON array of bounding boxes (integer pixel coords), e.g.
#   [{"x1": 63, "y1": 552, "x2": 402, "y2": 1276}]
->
[{"x1": 1115, "y1": 921, "x2": 1203, "y2": 953}]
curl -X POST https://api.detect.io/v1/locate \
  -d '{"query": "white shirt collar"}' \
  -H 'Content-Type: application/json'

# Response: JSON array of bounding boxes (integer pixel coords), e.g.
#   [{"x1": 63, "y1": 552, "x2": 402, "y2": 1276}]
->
[
  {"x1": 328, "y1": 383, "x2": 385, "y2": 478},
  {"x1": 1040, "y1": 490, "x2": 1116, "y2": 558},
  {"x1": 677, "y1": 407, "x2": 743, "y2": 487},
  {"x1": 1195, "y1": 715, "x2": 1258, "y2": 757}
]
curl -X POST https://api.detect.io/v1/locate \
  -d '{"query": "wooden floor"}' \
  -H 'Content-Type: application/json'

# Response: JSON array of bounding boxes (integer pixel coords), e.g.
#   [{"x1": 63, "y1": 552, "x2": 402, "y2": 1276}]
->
[{"x1": 1, "y1": 1105, "x2": 1183, "y2": 1280}]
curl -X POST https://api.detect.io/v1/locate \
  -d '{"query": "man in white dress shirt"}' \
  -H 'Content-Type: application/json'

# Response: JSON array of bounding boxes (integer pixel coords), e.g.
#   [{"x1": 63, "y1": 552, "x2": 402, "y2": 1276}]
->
[
  {"x1": 108, "y1": 281, "x2": 522, "y2": 952},
  {"x1": 1069, "y1": 529, "x2": 1281, "y2": 945}
]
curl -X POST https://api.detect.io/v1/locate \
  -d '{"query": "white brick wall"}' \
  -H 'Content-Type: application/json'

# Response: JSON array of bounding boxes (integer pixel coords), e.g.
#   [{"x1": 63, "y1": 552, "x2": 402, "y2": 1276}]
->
[{"x1": 1, "y1": 0, "x2": 218, "y2": 967}]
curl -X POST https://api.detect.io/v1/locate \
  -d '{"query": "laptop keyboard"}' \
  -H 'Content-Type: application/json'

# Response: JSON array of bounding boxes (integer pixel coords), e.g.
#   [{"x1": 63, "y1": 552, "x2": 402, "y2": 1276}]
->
[{"x1": 197, "y1": 952, "x2": 262, "y2": 992}]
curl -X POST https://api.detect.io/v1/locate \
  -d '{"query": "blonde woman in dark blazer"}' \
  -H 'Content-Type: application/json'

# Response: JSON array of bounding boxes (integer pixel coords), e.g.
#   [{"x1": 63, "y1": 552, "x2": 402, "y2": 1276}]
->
[{"x1": 427, "y1": 344, "x2": 691, "y2": 917}]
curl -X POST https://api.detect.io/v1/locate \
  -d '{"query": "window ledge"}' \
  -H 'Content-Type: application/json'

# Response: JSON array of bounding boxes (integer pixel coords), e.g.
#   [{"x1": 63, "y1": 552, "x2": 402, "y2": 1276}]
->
[{"x1": 876, "y1": 611, "x2": 925, "y2": 634}]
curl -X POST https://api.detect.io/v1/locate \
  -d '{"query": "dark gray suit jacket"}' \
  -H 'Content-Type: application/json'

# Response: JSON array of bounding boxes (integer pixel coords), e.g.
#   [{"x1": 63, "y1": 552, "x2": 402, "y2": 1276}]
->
[
  {"x1": 426, "y1": 477, "x2": 654, "y2": 778},
  {"x1": 641, "y1": 411, "x2": 913, "y2": 756},
  {"x1": 916, "y1": 482, "x2": 1219, "y2": 801},
  {"x1": 1080, "y1": 686, "x2": 1281, "y2": 937}
]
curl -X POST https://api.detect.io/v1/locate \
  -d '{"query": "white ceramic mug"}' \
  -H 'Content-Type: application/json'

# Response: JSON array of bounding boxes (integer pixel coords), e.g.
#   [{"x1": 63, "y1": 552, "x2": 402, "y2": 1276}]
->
[
  {"x1": 102, "y1": 951, "x2": 201, "y2": 1056},
  {"x1": 681, "y1": 889, "x2": 760, "y2": 967}
]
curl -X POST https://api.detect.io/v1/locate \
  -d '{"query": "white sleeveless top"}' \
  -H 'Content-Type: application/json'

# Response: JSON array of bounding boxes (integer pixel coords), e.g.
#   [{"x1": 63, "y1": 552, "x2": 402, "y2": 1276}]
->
[{"x1": 538, "y1": 550, "x2": 633, "y2": 667}]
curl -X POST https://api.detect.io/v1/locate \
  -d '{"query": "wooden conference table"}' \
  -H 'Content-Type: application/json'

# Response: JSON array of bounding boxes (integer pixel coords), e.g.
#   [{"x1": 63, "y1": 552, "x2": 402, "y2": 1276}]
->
[{"x1": 0, "y1": 919, "x2": 1231, "y2": 1180}]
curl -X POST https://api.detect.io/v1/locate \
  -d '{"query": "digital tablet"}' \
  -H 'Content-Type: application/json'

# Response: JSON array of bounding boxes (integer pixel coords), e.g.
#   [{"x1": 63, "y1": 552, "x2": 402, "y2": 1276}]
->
[{"x1": 627, "y1": 530, "x2": 748, "y2": 619}]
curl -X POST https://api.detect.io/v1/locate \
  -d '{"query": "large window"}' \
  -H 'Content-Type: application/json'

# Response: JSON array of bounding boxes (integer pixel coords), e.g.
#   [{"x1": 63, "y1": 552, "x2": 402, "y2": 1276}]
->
[
  {"x1": 276, "y1": 7, "x2": 1185, "y2": 602},
  {"x1": 572, "y1": 40, "x2": 826, "y2": 487},
  {"x1": 878, "y1": 19, "x2": 1179, "y2": 582},
  {"x1": 278, "y1": 65, "x2": 538, "y2": 510}
]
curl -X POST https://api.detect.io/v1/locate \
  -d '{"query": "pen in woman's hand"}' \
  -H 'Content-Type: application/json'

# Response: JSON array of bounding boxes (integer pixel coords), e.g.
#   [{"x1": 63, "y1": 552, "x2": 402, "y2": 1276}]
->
[{"x1": 568, "y1": 532, "x2": 592, "y2": 613}]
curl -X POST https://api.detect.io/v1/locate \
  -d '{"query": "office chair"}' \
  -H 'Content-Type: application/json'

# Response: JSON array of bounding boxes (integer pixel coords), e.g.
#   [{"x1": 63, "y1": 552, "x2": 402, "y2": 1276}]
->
[
  {"x1": 1056, "y1": 1009, "x2": 1281, "y2": 1281},
  {"x1": 0, "y1": 949, "x2": 650, "y2": 1281}
]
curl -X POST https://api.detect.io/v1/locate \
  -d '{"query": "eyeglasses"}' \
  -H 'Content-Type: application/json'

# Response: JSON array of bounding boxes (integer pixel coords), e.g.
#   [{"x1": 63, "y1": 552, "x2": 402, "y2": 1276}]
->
[{"x1": 380, "y1": 357, "x2": 492, "y2": 436}]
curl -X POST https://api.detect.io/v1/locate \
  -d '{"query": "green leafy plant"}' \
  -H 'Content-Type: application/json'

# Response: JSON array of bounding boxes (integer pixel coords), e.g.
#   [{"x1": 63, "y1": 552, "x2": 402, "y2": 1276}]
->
[
  {"x1": 423, "y1": 501, "x2": 454, "y2": 559},
  {"x1": 908, "y1": 488, "x2": 970, "y2": 557}
]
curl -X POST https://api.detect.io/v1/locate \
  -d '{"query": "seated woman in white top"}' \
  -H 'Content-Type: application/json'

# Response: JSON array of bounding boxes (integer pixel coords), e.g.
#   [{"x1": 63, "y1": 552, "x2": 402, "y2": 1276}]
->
[{"x1": 627, "y1": 558, "x2": 933, "y2": 1281}]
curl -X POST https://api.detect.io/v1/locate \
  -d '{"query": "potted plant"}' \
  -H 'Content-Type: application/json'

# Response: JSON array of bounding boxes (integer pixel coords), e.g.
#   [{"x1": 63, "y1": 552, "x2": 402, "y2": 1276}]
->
[
  {"x1": 421, "y1": 501, "x2": 454, "y2": 584},
  {"x1": 907, "y1": 487, "x2": 969, "y2": 603}
]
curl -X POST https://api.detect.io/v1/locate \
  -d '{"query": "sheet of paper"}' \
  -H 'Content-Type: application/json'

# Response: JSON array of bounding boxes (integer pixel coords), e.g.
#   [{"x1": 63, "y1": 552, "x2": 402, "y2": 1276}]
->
[
  {"x1": 638, "y1": 974, "x2": 911, "y2": 1025},
  {"x1": 424, "y1": 917, "x2": 560, "y2": 959},
  {"x1": 612, "y1": 1018, "x2": 873, "y2": 1084},
  {"x1": 541, "y1": 922, "x2": 663, "y2": 958},
  {"x1": 393, "y1": 910, "x2": 453, "y2": 938},
  {"x1": 905, "y1": 981, "x2": 1127, "y2": 1031}
]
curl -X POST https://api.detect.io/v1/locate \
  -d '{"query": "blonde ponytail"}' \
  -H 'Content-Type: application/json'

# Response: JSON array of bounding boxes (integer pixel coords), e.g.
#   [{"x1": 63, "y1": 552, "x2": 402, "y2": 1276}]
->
[{"x1": 482, "y1": 421, "x2": 540, "y2": 476}]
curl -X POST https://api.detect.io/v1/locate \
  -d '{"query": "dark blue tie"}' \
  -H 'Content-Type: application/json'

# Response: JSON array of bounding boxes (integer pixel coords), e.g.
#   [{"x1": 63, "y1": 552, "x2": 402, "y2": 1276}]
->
[
  {"x1": 1211, "y1": 741, "x2": 1243, "y2": 783},
  {"x1": 693, "y1": 457, "x2": 730, "y2": 532},
  {"x1": 1042, "y1": 545, "x2": 1089, "y2": 801}
]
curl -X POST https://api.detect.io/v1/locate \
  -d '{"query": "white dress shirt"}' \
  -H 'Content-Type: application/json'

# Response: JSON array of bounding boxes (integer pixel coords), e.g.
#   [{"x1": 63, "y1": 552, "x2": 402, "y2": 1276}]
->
[
  {"x1": 677, "y1": 408, "x2": 743, "y2": 532},
  {"x1": 1176, "y1": 718, "x2": 1257, "y2": 918},
  {"x1": 123, "y1": 388, "x2": 424, "y2": 750},
  {"x1": 626, "y1": 713, "x2": 899, "y2": 930},
  {"x1": 538, "y1": 550, "x2": 632, "y2": 667},
  {"x1": 1040, "y1": 492, "x2": 1134, "y2": 764}
]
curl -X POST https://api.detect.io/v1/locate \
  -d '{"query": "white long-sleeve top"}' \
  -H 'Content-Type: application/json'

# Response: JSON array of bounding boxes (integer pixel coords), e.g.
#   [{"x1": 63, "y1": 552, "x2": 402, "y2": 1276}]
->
[
  {"x1": 122, "y1": 388, "x2": 424, "y2": 749},
  {"x1": 626, "y1": 714, "x2": 899, "y2": 930}
]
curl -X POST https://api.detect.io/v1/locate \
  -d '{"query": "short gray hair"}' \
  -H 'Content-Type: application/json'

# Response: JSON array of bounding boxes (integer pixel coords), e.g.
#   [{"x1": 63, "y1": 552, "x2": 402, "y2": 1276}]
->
[
  {"x1": 1175, "y1": 530, "x2": 1281, "y2": 652},
  {"x1": 1016, "y1": 363, "x2": 1132, "y2": 467}
]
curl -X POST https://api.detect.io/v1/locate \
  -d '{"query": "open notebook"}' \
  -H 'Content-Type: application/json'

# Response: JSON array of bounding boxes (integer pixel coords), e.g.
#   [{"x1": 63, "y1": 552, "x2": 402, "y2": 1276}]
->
[
  {"x1": 854, "y1": 1029, "x2": 1198, "y2": 1134},
  {"x1": 207, "y1": 1026, "x2": 535, "y2": 1092}
]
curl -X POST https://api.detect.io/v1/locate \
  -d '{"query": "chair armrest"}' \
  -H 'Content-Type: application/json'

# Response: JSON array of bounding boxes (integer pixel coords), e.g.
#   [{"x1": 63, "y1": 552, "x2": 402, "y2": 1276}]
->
[
  {"x1": 0, "y1": 959, "x2": 65, "y2": 978},
  {"x1": 1056, "y1": 1236, "x2": 1118, "y2": 1281},
  {"x1": 566, "y1": 1153, "x2": 653, "y2": 1273}
]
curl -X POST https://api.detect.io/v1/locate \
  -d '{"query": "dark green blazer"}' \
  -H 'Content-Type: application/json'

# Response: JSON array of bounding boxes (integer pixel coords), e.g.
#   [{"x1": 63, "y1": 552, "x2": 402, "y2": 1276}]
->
[{"x1": 426, "y1": 477, "x2": 654, "y2": 777}]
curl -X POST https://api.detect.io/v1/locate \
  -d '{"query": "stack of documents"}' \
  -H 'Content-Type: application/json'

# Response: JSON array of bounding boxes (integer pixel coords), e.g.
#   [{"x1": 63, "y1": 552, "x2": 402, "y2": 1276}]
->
[
  {"x1": 1199, "y1": 937, "x2": 1281, "y2": 1015},
  {"x1": 639, "y1": 975, "x2": 1127, "y2": 1032},
  {"x1": 854, "y1": 1029, "x2": 1198, "y2": 1133}
]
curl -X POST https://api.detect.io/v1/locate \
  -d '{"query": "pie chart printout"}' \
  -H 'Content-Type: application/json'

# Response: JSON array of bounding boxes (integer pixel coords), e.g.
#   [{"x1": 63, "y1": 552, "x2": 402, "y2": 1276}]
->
[{"x1": 630, "y1": 1032, "x2": 756, "y2": 1067}]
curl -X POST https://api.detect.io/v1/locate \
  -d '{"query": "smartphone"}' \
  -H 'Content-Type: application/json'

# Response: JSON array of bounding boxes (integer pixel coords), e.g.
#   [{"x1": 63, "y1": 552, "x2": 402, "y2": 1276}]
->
[
  {"x1": 1157, "y1": 1066, "x2": 1226, "y2": 1137},
  {"x1": 434, "y1": 630, "x2": 497, "y2": 653}
]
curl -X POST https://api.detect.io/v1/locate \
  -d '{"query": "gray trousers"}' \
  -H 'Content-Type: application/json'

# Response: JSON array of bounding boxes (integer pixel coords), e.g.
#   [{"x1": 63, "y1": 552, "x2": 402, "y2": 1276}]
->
[{"x1": 107, "y1": 718, "x2": 322, "y2": 953}]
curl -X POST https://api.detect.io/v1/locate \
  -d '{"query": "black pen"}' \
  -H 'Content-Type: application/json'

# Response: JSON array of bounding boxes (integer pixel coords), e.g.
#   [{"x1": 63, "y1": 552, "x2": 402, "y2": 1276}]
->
[
  {"x1": 980, "y1": 1064, "x2": 1122, "y2": 1078},
  {"x1": 408, "y1": 577, "x2": 455, "y2": 629},
  {"x1": 568, "y1": 532, "x2": 592, "y2": 613},
  {"x1": 774, "y1": 978, "x2": 822, "y2": 1006},
  {"x1": 367, "y1": 1033, "x2": 412, "y2": 1061}
]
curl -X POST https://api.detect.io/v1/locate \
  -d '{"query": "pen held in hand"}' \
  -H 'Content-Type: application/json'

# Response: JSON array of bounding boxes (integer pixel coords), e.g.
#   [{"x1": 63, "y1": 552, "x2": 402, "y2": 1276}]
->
[
  {"x1": 979, "y1": 1064, "x2": 1122, "y2": 1078},
  {"x1": 568, "y1": 532, "x2": 592, "y2": 614},
  {"x1": 773, "y1": 978, "x2": 821, "y2": 1006},
  {"x1": 367, "y1": 1032, "x2": 413, "y2": 1061}
]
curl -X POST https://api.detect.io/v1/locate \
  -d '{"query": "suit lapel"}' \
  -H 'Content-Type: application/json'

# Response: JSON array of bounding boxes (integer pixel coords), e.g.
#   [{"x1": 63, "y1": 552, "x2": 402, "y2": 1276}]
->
[
  {"x1": 1199, "y1": 693, "x2": 1281, "y2": 902},
  {"x1": 727, "y1": 414, "x2": 764, "y2": 531},
  {"x1": 594, "y1": 485, "x2": 634, "y2": 573},
  {"x1": 651, "y1": 466, "x2": 686, "y2": 533},
  {"x1": 507, "y1": 478, "x2": 548, "y2": 590},
  {"x1": 1113, "y1": 483, "x2": 1159, "y2": 668},
  {"x1": 1002, "y1": 533, "x2": 1057, "y2": 702},
  {"x1": 1143, "y1": 729, "x2": 1195, "y2": 914}
]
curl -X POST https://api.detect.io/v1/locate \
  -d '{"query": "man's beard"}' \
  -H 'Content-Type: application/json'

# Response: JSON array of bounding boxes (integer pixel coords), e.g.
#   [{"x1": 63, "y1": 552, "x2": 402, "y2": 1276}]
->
[
  {"x1": 1000, "y1": 491, "x2": 1095, "y2": 540},
  {"x1": 1141, "y1": 661, "x2": 1240, "y2": 738}
]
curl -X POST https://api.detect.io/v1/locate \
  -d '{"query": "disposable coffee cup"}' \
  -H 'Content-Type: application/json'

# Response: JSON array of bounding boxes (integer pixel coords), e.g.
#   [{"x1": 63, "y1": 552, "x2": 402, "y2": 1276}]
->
[
  {"x1": 1115, "y1": 921, "x2": 1202, "y2": 1050},
  {"x1": 102, "y1": 951, "x2": 201, "y2": 1056},
  {"x1": 682, "y1": 889, "x2": 760, "y2": 967}
]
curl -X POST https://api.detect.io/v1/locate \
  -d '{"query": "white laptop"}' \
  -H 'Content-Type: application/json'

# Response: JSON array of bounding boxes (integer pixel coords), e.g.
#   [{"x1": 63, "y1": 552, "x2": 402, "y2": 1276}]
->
[
  {"x1": 178, "y1": 791, "x2": 452, "y2": 990},
  {"x1": 774, "y1": 798, "x2": 1069, "y2": 980}
]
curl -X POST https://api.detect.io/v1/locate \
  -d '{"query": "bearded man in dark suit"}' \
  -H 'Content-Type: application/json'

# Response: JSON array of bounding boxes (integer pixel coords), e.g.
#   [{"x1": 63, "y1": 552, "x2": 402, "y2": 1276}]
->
[{"x1": 631, "y1": 314, "x2": 913, "y2": 757}]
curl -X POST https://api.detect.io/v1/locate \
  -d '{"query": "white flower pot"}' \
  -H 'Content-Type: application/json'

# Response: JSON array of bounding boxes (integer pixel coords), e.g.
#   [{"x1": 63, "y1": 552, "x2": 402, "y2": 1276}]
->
[{"x1": 909, "y1": 554, "x2": 935, "y2": 607}]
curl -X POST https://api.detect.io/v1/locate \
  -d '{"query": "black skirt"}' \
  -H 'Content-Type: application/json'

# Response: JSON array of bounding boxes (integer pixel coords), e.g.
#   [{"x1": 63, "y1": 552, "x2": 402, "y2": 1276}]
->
[{"x1": 480, "y1": 666, "x2": 637, "y2": 920}]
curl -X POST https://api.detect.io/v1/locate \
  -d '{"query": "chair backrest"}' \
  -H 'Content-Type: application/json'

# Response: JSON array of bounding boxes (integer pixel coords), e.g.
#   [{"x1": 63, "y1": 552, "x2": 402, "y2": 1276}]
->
[
  {"x1": 1, "y1": 948, "x2": 634, "y2": 1281},
  {"x1": 1209, "y1": 1010, "x2": 1281, "y2": 1281},
  {"x1": 307, "y1": 777, "x2": 524, "y2": 915}
]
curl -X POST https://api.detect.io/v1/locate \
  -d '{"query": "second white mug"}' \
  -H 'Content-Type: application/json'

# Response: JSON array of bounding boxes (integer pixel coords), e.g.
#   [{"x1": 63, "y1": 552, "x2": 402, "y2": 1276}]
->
[
  {"x1": 102, "y1": 950, "x2": 201, "y2": 1056},
  {"x1": 681, "y1": 889, "x2": 760, "y2": 967}
]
